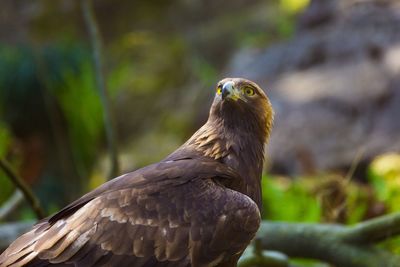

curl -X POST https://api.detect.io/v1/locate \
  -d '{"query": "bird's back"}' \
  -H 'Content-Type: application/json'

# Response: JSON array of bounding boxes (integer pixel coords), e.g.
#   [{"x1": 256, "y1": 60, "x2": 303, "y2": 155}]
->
[{"x1": 0, "y1": 158, "x2": 260, "y2": 267}]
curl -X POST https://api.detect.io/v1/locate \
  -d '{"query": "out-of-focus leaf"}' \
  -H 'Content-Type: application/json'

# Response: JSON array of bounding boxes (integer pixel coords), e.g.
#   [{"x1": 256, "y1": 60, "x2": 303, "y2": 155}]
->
[
  {"x1": 280, "y1": 0, "x2": 310, "y2": 14},
  {"x1": 262, "y1": 175, "x2": 321, "y2": 222},
  {"x1": 19, "y1": 206, "x2": 36, "y2": 221},
  {"x1": 0, "y1": 123, "x2": 13, "y2": 204},
  {"x1": 344, "y1": 182, "x2": 370, "y2": 224},
  {"x1": 88, "y1": 171, "x2": 107, "y2": 190},
  {"x1": 0, "y1": 123, "x2": 10, "y2": 157},
  {"x1": 368, "y1": 153, "x2": 400, "y2": 213},
  {"x1": 57, "y1": 61, "x2": 103, "y2": 180}
]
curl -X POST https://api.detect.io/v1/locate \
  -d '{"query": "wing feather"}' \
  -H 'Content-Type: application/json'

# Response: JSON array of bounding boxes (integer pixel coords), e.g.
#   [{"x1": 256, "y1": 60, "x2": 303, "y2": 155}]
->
[{"x1": 0, "y1": 158, "x2": 259, "y2": 267}]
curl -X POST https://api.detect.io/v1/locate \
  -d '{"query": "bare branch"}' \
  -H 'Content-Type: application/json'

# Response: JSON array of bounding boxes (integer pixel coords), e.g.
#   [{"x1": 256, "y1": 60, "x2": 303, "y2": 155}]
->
[
  {"x1": 0, "y1": 190, "x2": 24, "y2": 221},
  {"x1": 2, "y1": 214, "x2": 400, "y2": 266},
  {"x1": 81, "y1": 0, "x2": 120, "y2": 179},
  {"x1": 342, "y1": 212, "x2": 400, "y2": 244},
  {"x1": 249, "y1": 215, "x2": 400, "y2": 267},
  {"x1": 239, "y1": 240, "x2": 290, "y2": 267},
  {"x1": 0, "y1": 159, "x2": 45, "y2": 219}
]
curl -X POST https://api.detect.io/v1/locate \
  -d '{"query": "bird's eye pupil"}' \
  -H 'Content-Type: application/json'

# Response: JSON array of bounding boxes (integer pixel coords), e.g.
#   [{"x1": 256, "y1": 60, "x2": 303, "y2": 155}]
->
[
  {"x1": 245, "y1": 88, "x2": 254, "y2": 96},
  {"x1": 216, "y1": 87, "x2": 222, "y2": 95}
]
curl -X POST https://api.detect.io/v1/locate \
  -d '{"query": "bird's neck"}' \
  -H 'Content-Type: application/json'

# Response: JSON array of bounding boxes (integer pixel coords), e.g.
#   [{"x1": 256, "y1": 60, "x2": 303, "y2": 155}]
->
[{"x1": 185, "y1": 118, "x2": 266, "y2": 209}]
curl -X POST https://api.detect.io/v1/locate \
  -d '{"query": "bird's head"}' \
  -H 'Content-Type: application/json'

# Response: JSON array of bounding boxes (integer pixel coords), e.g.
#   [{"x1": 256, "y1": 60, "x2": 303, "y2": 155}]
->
[
  {"x1": 209, "y1": 77, "x2": 274, "y2": 143},
  {"x1": 176, "y1": 78, "x2": 273, "y2": 206}
]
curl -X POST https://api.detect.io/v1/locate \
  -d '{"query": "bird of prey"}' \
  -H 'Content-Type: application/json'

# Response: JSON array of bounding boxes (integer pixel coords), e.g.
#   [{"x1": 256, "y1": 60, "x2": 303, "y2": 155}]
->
[{"x1": 0, "y1": 78, "x2": 274, "y2": 267}]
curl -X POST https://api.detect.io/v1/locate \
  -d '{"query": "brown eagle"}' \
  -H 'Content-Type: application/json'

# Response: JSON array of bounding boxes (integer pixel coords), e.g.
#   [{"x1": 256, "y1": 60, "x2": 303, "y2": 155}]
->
[{"x1": 0, "y1": 78, "x2": 274, "y2": 267}]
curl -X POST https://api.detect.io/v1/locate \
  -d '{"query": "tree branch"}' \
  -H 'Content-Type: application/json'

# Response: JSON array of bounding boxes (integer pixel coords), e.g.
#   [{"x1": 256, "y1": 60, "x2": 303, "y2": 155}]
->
[
  {"x1": 247, "y1": 214, "x2": 400, "y2": 267},
  {"x1": 0, "y1": 190, "x2": 24, "y2": 221},
  {"x1": 342, "y1": 212, "x2": 400, "y2": 244},
  {"x1": 2, "y1": 214, "x2": 400, "y2": 266},
  {"x1": 0, "y1": 159, "x2": 45, "y2": 220},
  {"x1": 81, "y1": 0, "x2": 120, "y2": 179},
  {"x1": 239, "y1": 239, "x2": 290, "y2": 267}
]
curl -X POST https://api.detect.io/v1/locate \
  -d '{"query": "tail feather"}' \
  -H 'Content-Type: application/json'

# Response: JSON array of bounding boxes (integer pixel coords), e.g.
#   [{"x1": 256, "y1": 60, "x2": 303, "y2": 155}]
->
[
  {"x1": 7, "y1": 251, "x2": 38, "y2": 267},
  {"x1": 0, "y1": 215, "x2": 97, "y2": 266},
  {"x1": 0, "y1": 222, "x2": 49, "y2": 267}
]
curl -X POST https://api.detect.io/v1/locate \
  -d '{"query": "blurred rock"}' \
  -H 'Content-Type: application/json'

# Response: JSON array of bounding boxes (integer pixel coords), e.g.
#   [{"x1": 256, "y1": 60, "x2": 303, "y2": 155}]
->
[{"x1": 227, "y1": 0, "x2": 400, "y2": 176}]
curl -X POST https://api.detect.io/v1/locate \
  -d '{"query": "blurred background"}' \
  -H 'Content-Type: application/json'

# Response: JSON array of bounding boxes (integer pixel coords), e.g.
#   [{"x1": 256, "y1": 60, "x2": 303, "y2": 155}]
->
[{"x1": 1, "y1": 0, "x2": 400, "y2": 262}]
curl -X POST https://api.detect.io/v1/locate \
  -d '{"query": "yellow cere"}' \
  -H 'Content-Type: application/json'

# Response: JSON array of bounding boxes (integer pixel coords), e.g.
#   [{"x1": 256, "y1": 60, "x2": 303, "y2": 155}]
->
[{"x1": 230, "y1": 94, "x2": 240, "y2": 101}]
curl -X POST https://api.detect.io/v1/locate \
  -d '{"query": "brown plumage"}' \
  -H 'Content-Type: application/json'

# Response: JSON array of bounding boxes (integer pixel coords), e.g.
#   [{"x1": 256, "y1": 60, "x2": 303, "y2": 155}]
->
[{"x1": 0, "y1": 77, "x2": 274, "y2": 267}]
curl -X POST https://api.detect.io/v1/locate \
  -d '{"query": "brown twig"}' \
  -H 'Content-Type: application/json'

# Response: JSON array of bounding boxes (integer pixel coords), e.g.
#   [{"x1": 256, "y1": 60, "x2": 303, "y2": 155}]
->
[
  {"x1": 0, "y1": 159, "x2": 45, "y2": 219},
  {"x1": 81, "y1": 0, "x2": 120, "y2": 179}
]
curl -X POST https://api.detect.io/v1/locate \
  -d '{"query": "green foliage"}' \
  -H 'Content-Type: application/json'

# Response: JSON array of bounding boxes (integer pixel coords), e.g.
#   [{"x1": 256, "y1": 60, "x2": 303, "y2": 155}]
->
[
  {"x1": 262, "y1": 172, "x2": 383, "y2": 225},
  {"x1": 0, "y1": 45, "x2": 43, "y2": 125},
  {"x1": 344, "y1": 182, "x2": 370, "y2": 224},
  {"x1": 367, "y1": 153, "x2": 400, "y2": 254},
  {"x1": 261, "y1": 154, "x2": 400, "y2": 261},
  {"x1": 0, "y1": 123, "x2": 14, "y2": 203},
  {"x1": 261, "y1": 164, "x2": 400, "y2": 266},
  {"x1": 110, "y1": 33, "x2": 188, "y2": 95},
  {"x1": 57, "y1": 61, "x2": 103, "y2": 179},
  {"x1": 275, "y1": 14, "x2": 296, "y2": 39},
  {"x1": 368, "y1": 153, "x2": 400, "y2": 213},
  {"x1": 191, "y1": 56, "x2": 218, "y2": 88},
  {"x1": 0, "y1": 122, "x2": 10, "y2": 157},
  {"x1": 0, "y1": 43, "x2": 104, "y2": 205},
  {"x1": 262, "y1": 176, "x2": 321, "y2": 222},
  {"x1": 280, "y1": 0, "x2": 310, "y2": 14}
]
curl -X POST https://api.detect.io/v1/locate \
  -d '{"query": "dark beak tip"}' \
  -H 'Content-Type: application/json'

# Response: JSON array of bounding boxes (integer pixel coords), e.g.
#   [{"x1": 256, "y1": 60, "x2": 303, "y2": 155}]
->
[{"x1": 221, "y1": 88, "x2": 229, "y2": 99}]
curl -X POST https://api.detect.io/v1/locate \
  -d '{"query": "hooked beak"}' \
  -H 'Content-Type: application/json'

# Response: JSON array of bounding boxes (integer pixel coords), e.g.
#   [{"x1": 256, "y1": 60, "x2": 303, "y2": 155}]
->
[{"x1": 221, "y1": 81, "x2": 244, "y2": 101}]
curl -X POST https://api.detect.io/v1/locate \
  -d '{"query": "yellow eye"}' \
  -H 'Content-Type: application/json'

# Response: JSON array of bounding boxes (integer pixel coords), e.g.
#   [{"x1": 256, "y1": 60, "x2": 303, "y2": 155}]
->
[
  {"x1": 216, "y1": 86, "x2": 222, "y2": 95},
  {"x1": 244, "y1": 87, "x2": 255, "y2": 96}
]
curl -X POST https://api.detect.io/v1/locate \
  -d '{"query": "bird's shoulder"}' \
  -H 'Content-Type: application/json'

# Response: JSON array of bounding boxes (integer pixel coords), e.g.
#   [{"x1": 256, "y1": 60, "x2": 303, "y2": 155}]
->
[
  {"x1": 47, "y1": 155, "x2": 242, "y2": 224},
  {"x1": 0, "y1": 156, "x2": 259, "y2": 267}
]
